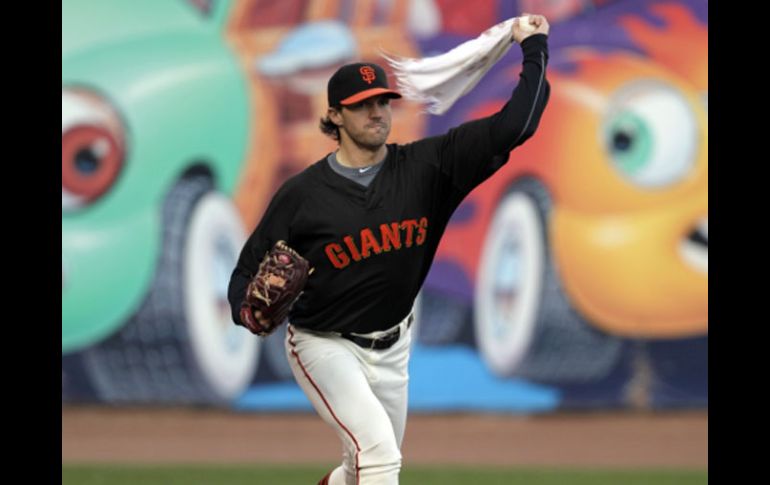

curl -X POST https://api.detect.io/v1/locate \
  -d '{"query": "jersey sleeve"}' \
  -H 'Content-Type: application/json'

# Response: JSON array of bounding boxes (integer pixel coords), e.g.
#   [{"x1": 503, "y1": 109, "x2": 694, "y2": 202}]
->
[
  {"x1": 409, "y1": 33, "x2": 551, "y2": 204},
  {"x1": 227, "y1": 180, "x2": 301, "y2": 326}
]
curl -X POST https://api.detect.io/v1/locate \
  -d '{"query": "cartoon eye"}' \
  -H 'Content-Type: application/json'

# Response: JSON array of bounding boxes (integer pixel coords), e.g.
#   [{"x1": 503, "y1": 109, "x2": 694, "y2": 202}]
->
[
  {"x1": 62, "y1": 88, "x2": 127, "y2": 211},
  {"x1": 602, "y1": 81, "x2": 698, "y2": 189}
]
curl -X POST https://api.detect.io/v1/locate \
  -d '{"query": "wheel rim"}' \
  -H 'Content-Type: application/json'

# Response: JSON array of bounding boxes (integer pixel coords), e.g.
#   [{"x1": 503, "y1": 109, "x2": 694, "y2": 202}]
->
[
  {"x1": 491, "y1": 236, "x2": 524, "y2": 337},
  {"x1": 476, "y1": 191, "x2": 545, "y2": 375}
]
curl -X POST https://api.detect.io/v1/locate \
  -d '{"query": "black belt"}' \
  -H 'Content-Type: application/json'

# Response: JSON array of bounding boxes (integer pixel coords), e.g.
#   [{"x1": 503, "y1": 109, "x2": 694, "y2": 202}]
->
[{"x1": 342, "y1": 314, "x2": 413, "y2": 350}]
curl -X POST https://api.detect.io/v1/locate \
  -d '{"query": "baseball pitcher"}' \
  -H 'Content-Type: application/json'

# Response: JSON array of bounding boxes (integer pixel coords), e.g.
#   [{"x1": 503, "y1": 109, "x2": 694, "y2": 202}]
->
[{"x1": 229, "y1": 14, "x2": 551, "y2": 485}]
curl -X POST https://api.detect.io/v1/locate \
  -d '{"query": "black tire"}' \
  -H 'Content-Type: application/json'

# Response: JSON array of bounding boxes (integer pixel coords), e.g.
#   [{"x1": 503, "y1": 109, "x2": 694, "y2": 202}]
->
[
  {"x1": 474, "y1": 177, "x2": 622, "y2": 383},
  {"x1": 81, "y1": 175, "x2": 260, "y2": 404},
  {"x1": 415, "y1": 289, "x2": 473, "y2": 346}
]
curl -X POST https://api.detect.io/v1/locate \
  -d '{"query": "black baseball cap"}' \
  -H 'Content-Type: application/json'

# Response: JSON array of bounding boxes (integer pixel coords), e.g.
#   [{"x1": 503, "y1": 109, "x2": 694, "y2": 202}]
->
[{"x1": 328, "y1": 62, "x2": 402, "y2": 107}]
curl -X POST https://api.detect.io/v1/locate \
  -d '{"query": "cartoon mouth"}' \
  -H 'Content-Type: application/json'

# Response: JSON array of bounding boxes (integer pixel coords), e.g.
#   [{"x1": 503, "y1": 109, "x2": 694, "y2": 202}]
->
[{"x1": 679, "y1": 217, "x2": 707, "y2": 274}]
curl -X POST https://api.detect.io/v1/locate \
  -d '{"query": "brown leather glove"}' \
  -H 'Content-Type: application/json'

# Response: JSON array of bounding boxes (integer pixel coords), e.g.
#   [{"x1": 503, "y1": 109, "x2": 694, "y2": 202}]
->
[{"x1": 239, "y1": 241, "x2": 312, "y2": 336}]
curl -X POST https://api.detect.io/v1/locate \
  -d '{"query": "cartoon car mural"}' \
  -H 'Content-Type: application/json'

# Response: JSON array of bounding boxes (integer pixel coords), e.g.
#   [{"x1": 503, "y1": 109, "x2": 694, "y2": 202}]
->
[
  {"x1": 62, "y1": 0, "x2": 258, "y2": 404},
  {"x1": 419, "y1": 0, "x2": 707, "y2": 384},
  {"x1": 62, "y1": 0, "x2": 425, "y2": 404},
  {"x1": 62, "y1": 0, "x2": 706, "y2": 408}
]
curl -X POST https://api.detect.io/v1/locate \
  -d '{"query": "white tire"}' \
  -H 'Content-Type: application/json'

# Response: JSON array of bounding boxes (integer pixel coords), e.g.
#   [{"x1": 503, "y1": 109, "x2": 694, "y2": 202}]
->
[{"x1": 474, "y1": 178, "x2": 621, "y2": 382}]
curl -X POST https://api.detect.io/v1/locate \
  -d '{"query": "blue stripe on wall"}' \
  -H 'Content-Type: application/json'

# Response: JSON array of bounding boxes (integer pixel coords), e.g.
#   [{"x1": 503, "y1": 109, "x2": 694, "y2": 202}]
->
[{"x1": 235, "y1": 344, "x2": 560, "y2": 413}]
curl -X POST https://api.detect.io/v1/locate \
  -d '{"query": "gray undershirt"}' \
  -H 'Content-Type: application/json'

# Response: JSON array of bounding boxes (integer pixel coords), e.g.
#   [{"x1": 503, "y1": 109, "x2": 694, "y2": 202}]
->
[{"x1": 326, "y1": 151, "x2": 385, "y2": 188}]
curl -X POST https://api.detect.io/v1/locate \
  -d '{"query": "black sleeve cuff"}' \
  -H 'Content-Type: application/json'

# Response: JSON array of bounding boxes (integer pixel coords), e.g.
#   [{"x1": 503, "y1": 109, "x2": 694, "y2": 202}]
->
[{"x1": 520, "y1": 33, "x2": 549, "y2": 59}]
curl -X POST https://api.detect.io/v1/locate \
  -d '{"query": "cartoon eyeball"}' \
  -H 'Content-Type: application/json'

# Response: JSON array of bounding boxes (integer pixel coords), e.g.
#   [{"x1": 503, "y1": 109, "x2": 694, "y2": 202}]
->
[
  {"x1": 601, "y1": 80, "x2": 700, "y2": 189},
  {"x1": 62, "y1": 87, "x2": 127, "y2": 211}
]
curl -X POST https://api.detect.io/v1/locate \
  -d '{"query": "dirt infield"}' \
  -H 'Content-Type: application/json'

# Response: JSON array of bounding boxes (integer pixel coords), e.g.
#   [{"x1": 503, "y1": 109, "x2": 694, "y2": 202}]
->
[{"x1": 61, "y1": 406, "x2": 707, "y2": 469}]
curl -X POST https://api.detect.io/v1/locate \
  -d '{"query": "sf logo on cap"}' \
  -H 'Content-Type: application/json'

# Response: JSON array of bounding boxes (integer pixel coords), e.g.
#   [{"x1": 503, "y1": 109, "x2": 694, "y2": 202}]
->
[{"x1": 360, "y1": 66, "x2": 376, "y2": 84}]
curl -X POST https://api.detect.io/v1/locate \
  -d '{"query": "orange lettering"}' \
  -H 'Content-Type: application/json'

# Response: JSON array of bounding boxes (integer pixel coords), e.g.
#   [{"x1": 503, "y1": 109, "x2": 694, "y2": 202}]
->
[
  {"x1": 379, "y1": 222, "x2": 402, "y2": 251},
  {"x1": 360, "y1": 66, "x2": 376, "y2": 84},
  {"x1": 360, "y1": 228, "x2": 382, "y2": 258},
  {"x1": 327, "y1": 217, "x2": 428, "y2": 269},
  {"x1": 343, "y1": 235, "x2": 362, "y2": 261},
  {"x1": 325, "y1": 243, "x2": 350, "y2": 269},
  {"x1": 416, "y1": 217, "x2": 428, "y2": 245},
  {"x1": 401, "y1": 219, "x2": 418, "y2": 247}
]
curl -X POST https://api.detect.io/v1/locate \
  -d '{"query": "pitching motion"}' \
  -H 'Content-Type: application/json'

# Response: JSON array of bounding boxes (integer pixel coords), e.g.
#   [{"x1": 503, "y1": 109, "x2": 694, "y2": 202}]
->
[{"x1": 229, "y1": 13, "x2": 551, "y2": 485}]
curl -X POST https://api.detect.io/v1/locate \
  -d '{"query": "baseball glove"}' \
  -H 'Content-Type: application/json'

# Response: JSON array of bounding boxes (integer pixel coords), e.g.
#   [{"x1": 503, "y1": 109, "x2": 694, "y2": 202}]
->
[{"x1": 239, "y1": 240, "x2": 313, "y2": 336}]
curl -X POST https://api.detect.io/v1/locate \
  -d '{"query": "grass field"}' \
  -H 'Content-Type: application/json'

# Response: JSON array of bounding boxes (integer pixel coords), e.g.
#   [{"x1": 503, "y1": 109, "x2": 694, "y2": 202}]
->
[{"x1": 62, "y1": 464, "x2": 707, "y2": 484}]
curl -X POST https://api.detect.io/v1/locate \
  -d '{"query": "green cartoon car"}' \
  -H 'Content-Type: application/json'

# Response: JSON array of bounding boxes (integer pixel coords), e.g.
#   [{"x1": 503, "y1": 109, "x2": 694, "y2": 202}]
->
[{"x1": 62, "y1": 0, "x2": 258, "y2": 404}]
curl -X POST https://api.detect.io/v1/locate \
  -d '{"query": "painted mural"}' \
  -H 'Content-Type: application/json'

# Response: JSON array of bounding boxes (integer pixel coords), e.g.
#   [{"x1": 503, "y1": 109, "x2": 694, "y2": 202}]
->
[{"x1": 62, "y1": 0, "x2": 707, "y2": 411}]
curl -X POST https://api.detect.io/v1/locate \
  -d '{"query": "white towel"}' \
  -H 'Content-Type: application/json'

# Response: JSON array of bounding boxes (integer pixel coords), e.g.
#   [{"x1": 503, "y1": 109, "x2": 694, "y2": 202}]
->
[{"x1": 381, "y1": 17, "x2": 518, "y2": 115}]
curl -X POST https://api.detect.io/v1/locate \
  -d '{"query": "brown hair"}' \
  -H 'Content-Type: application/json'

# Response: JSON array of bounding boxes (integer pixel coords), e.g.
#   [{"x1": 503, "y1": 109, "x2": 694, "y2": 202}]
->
[
  {"x1": 319, "y1": 116, "x2": 340, "y2": 141},
  {"x1": 319, "y1": 105, "x2": 342, "y2": 142}
]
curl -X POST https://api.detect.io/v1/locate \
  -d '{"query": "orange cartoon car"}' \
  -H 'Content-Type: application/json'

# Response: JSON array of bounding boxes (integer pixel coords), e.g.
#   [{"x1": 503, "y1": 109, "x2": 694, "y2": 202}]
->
[{"x1": 421, "y1": 1, "x2": 707, "y2": 384}]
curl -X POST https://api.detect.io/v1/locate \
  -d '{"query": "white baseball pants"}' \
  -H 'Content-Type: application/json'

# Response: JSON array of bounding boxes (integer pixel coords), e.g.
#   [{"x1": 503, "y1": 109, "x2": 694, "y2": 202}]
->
[{"x1": 285, "y1": 314, "x2": 412, "y2": 485}]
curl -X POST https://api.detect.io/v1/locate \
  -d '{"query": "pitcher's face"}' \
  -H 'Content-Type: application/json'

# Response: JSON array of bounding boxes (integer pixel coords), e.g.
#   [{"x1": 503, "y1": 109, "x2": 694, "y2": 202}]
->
[{"x1": 332, "y1": 95, "x2": 392, "y2": 150}]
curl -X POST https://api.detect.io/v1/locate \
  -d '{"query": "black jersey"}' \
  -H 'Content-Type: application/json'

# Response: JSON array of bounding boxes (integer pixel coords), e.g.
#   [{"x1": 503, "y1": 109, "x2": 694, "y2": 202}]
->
[{"x1": 229, "y1": 33, "x2": 551, "y2": 334}]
